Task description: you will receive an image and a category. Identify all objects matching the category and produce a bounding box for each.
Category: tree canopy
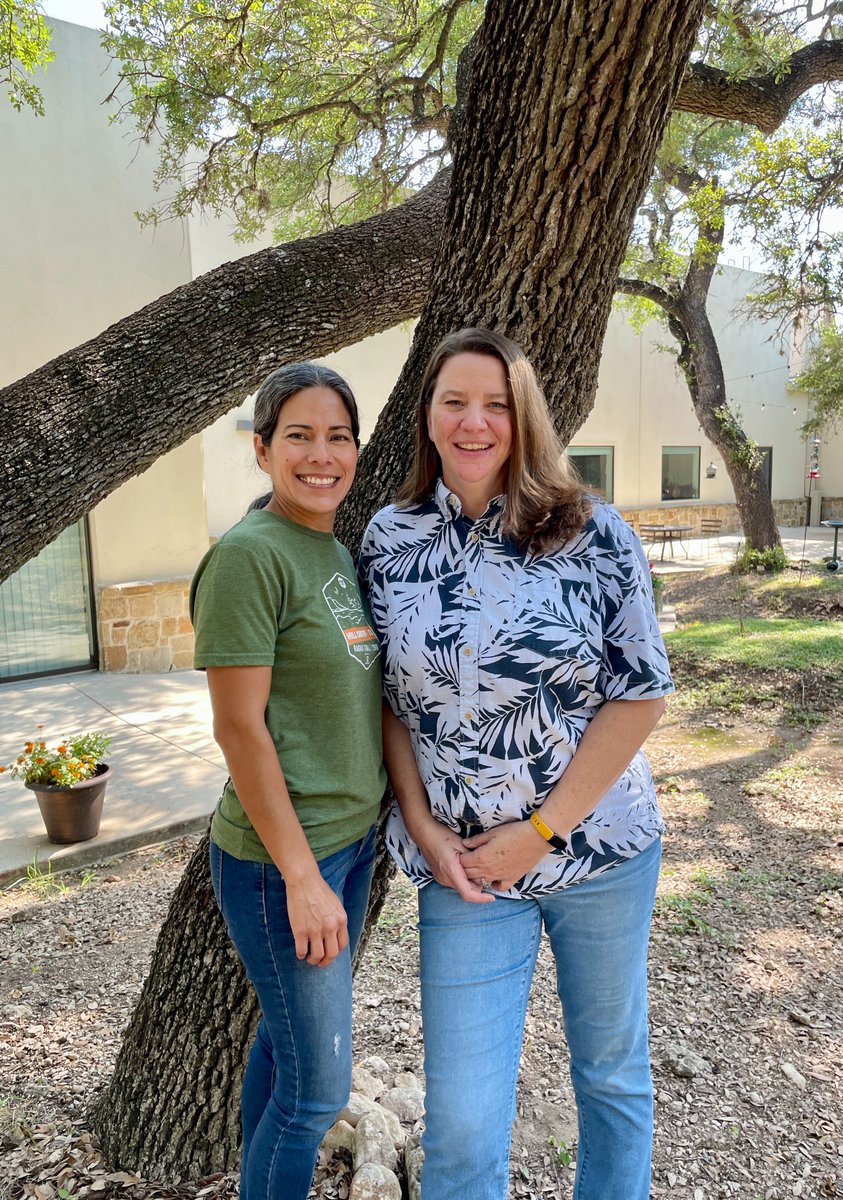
[791,320,843,434]
[1,0,53,113]
[4,0,843,582]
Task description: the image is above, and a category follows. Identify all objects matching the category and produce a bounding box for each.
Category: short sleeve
[190,542,282,668]
[594,512,674,701]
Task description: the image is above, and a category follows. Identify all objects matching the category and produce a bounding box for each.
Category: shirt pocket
[510,567,599,662]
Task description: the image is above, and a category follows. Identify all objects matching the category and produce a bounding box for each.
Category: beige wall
[1,19,208,588]
[88,437,209,586]
[576,267,814,509]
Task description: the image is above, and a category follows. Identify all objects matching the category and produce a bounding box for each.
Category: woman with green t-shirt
[190,363,385,1200]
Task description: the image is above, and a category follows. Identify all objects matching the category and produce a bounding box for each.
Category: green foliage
[2,730,113,787]
[790,322,843,436]
[732,544,790,573]
[102,0,481,238]
[665,618,843,673]
[1,0,54,114]
[548,1136,576,1168]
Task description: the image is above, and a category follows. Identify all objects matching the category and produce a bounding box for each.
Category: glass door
[0,519,97,680]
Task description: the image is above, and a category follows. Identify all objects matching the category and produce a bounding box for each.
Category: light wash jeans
[209,827,376,1200]
[418,837,661,1200]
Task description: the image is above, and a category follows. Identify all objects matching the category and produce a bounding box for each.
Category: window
[661,446,700,501]
[567,445,614,502]
[758,446,773,495]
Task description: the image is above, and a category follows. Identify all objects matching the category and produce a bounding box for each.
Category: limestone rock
[354,1110,398,1172]
[339,1093,403,1147]
[394,1070,422,1090]
[360,1055,391,1079]
[322,1119,355,1154]
[662,1043,707,1078]
[405,1131,424,1200]
[352,1064,384,1101]
[379,1085,425,1124]
[780,1061,807,1090]
[349,1162,402,1199]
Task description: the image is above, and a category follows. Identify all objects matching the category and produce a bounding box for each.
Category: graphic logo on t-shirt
[322,573,380,671]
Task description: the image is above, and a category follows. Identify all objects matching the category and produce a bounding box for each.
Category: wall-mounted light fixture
[706,462,717,479]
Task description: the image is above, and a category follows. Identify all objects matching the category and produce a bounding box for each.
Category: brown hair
[396,328,590,553]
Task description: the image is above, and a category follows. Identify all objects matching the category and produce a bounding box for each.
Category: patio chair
[699,517,723,556]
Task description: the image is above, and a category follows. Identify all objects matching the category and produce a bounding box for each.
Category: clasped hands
[419,817,552,903]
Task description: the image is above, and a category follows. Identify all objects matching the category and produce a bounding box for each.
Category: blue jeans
[418,837,661,1200]
[209,827,376,1200]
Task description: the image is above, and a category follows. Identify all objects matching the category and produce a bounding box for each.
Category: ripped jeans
[209,827,376,1200]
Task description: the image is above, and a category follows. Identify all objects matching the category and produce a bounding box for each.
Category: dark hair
[395,328,590,553]
[248,362,360,512]
[253,362,360,447]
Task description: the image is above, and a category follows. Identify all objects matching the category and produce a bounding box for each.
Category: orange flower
[0,766,6,774]
[57,744,68,754]
[39,741,46,750]
[25,743,34,753]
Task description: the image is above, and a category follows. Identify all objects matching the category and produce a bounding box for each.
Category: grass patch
[665,619,843,674]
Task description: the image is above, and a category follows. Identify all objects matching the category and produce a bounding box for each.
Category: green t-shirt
[190,509,386,863]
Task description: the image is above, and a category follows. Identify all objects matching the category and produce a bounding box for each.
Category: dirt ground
[1,567,841,1200]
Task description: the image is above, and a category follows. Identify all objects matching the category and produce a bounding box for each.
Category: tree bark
[675,41,843,134]
[91,0,707,1180]
[0,170,449,583]
[339,0,708,553]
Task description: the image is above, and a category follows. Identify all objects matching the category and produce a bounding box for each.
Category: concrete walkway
[0,525,837,887]
[0,671,225,886]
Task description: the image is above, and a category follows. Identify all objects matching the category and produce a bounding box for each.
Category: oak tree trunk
[92,0,706,1179]
[672,292,782,552]
[618,217,782,554]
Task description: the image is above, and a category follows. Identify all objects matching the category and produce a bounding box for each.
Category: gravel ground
[1,600,841,1200]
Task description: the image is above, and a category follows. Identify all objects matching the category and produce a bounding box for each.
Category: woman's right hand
[285,874,349,967]
[413,817,495,904]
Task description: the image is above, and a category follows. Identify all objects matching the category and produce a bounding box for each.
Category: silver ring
[480,876,491,890]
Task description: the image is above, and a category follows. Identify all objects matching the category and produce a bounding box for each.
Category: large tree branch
[676,39,843,132]
[0,169,449,583]
[616,276,682,318]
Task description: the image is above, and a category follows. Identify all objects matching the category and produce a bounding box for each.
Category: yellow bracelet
[529,811,569,851]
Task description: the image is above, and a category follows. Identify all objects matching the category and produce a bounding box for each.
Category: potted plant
[1,730,113,844]
[648,562,666,614]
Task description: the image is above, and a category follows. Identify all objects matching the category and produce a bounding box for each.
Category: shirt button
[448,494,458,507]
[464,775,474,786]
[465,710,474,722]
[469,532,480,542]
[467,587,476,597]
[463,647,472,657]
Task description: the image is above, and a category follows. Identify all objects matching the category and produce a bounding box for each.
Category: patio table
[639,523,693,562]
[821,519,843,566]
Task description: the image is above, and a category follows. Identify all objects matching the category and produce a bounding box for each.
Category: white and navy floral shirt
[359,480,674,897]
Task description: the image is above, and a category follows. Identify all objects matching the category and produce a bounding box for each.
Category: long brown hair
[396,328,590,554]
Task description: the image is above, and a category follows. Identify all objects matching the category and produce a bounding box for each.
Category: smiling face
[254,386,358,531]
[426,351,513,518]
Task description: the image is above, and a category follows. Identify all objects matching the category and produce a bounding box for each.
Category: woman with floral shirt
[359,328,673,1200]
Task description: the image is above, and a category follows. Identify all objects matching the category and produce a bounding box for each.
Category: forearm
[382,703,437,841]
[539,696,666,838]
[381,702,492,903]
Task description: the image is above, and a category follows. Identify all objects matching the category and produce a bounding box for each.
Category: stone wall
[618,498,808,534]
[820,496,843,520]
[98,579,194,673]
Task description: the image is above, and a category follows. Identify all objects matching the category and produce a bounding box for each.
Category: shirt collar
[434,477,506,526]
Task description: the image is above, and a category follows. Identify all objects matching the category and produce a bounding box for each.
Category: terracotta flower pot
[25,763,112,844]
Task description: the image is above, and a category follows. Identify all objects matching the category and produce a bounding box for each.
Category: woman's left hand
[460,821,550,893]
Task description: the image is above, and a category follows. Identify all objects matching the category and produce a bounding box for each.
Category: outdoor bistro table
[638,523,693,562]
[821,519,843,566]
